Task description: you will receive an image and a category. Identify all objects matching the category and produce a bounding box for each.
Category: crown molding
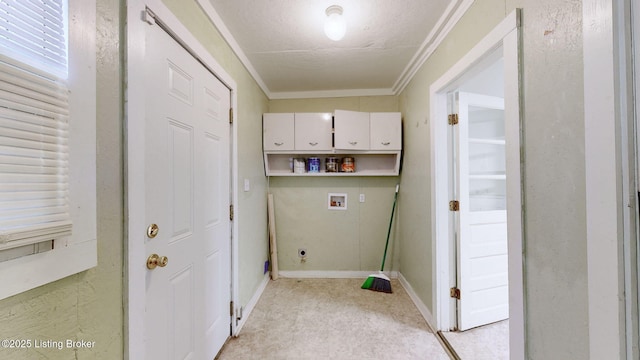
[392,0,475,95]
[269,87,395,100]
[195,0,272,98]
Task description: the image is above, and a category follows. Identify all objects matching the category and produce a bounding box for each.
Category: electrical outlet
[298,248,307,258]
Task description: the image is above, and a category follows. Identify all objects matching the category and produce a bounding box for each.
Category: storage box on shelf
[263,111,402,176]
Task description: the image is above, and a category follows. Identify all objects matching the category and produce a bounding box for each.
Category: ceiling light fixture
[324,5,346,41]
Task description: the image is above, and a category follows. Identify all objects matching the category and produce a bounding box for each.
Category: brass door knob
[147,254,169,269]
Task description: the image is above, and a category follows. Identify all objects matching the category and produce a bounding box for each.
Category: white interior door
[144,21,231,360]
[454,91,509,331]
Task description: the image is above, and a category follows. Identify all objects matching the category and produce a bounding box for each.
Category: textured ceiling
[205,0,461,98]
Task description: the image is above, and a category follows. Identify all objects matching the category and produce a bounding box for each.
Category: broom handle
[380,184,399,272]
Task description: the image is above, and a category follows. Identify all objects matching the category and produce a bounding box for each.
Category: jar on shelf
[325,157,340,173]
[341,157,355,173]
[293,158,306,174]
[308,157,321,173]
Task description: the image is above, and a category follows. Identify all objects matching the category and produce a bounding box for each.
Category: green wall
[519,0,588,357]
[0,1,125,359]
[398,0,591,358]
[269,96,399,113]
[398,0,519,322]
[268,97,401,273]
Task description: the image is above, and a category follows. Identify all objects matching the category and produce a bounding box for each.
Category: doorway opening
[429,10,524,359]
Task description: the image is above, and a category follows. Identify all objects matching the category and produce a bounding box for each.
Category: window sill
[0,239,97,300]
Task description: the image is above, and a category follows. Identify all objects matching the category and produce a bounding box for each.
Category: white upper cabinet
[370,112,402,150]
[294,112,333,151]
[263,113,294,151]
[262,111,402,176]
[334,109,370,150]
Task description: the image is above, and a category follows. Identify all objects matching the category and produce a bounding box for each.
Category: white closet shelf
[468,138,506,145]
[263,152,401,177]
[469,174,507,180]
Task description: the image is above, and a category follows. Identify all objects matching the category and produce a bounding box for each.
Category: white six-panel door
[144,21,231,360]
[454,92,509,331]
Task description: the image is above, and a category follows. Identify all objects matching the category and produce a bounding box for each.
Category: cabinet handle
[309,142,318,146]
[381,141,391,146]
[349,141,358,145]
[274,142,284,146]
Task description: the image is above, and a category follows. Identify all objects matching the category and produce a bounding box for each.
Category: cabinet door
[294,113,333,151]
[263,113,294,151]
[334,109,369,150]
[370,112,401,150]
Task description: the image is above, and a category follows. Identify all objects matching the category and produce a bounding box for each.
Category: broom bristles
[361,273,392,293]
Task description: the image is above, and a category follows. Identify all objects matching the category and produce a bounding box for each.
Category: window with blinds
[0,0,70,253]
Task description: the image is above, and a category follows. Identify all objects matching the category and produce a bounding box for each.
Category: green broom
[362,184,399,293]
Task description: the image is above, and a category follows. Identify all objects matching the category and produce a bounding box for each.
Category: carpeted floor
[441,320,509,360]
[216,278,451,360]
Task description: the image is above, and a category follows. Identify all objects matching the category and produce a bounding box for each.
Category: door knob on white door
[146,254,169,270]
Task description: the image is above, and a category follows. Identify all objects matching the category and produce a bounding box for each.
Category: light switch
[244,178,250,192]
[359,194,365,203]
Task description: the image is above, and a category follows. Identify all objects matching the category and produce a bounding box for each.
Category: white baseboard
[398,272,437,332]
[278,270,399,279]
[233,273,270,336]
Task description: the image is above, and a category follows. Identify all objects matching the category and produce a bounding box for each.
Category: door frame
[125,1,239,359]
[430,9,524,359]
[584,0,638,358]
[631,0,640,357]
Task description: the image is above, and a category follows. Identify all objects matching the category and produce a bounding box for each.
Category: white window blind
[0,0,70,251]
[0,0,67,79]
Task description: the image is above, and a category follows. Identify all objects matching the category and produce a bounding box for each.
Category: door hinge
[230,301,234,316]
[229,204,234,221]
[450,287,461,299]
[143,8,156,25]
[448,113,459,125]
[229,108,234,124]
[449,200,460,211]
